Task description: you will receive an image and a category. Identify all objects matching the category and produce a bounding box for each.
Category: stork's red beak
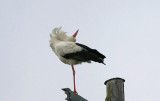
[73,29,79,37]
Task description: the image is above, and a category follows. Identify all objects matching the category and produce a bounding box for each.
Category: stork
[50,27,106,93]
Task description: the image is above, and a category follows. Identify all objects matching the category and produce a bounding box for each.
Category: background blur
[0,0,160,101]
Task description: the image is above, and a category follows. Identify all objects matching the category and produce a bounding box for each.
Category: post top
[104,77,125,85]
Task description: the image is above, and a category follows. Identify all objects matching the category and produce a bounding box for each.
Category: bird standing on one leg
[49,27,106,93]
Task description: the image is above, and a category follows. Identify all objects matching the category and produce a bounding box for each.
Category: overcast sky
[0,0,160,101]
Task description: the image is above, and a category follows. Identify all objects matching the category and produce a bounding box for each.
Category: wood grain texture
[105,78,125,101]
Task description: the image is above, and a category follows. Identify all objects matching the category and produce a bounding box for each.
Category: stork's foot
[73,90,78,94]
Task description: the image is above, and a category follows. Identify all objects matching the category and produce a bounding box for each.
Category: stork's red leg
[71,65,77,93]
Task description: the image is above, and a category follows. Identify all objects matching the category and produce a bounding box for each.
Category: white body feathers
[50,27,83,65]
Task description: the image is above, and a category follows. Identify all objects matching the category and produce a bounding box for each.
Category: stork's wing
[55,42,83,56]
[76,43,106,59]
[62,43,106,64]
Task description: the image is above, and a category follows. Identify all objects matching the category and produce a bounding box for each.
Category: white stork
[50,27,106,93]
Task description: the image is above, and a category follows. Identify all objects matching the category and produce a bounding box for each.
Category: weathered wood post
[104,78,125,101]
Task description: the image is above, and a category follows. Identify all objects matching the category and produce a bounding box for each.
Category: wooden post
[104,78,125,101]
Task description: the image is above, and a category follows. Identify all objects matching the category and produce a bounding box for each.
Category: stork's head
[51,27,79,42]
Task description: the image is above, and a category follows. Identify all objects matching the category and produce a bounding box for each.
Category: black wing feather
[62,43,106,65]
[76,43,106,59]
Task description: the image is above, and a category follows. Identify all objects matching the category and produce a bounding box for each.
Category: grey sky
[0,0,160,101]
